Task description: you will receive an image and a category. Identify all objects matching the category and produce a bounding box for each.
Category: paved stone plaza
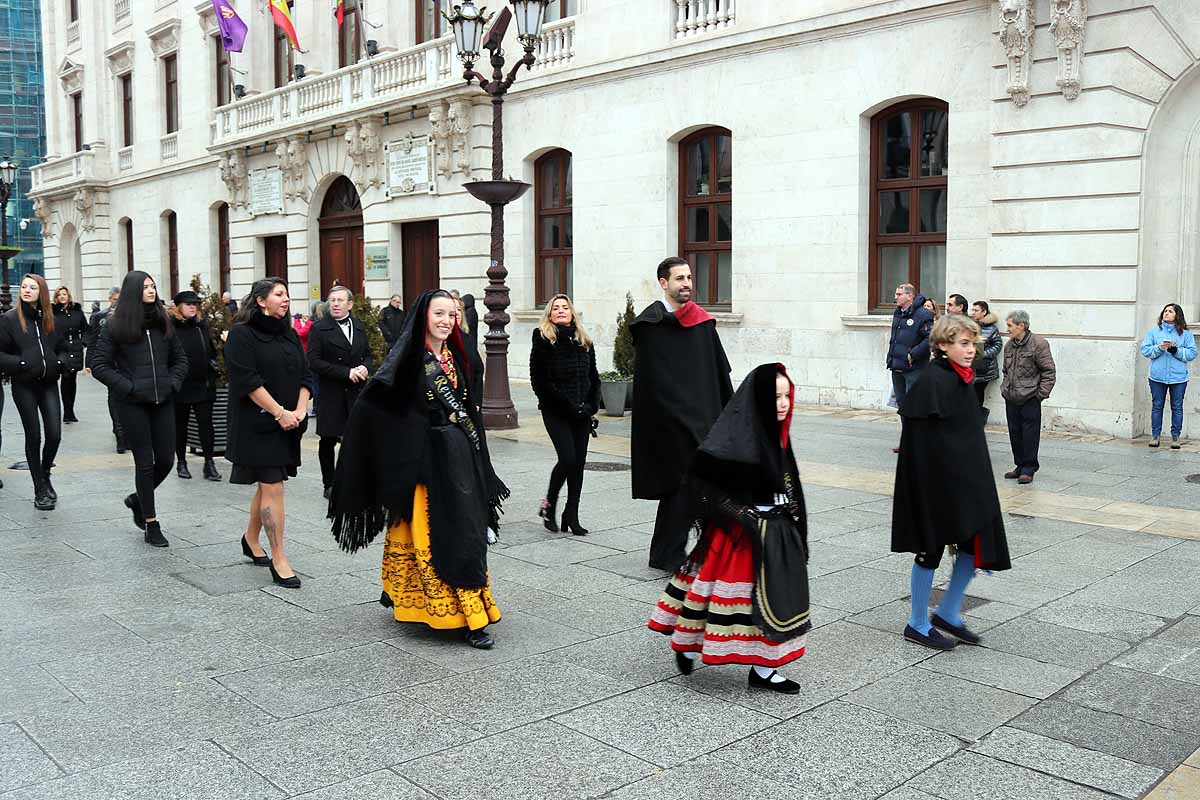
[2,376,1200,799]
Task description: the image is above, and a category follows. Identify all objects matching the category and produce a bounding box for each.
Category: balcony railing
[160,134,178,162]
[674,0,736,39]
[532,18,575,72]
[114,0,131,27]
[30,149,111,194]
[118,146,133,171]
[66,21,81,50]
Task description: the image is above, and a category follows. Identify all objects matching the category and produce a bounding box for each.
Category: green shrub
[612,292,636,378]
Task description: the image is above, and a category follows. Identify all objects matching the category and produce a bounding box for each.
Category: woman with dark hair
[330,289,509,649]
[0,274,68,509]
[1140,303,1197,449]
[225,277,313,587]
[91,271,187,545]
[52,286,89,424]
[969,300,1002,413]
[170,291,221,481]
[530,294,600,534]
[649,363,811,694]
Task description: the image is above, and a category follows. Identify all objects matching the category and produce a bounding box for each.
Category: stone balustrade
[30,148,110,194]
[160,133,178,162]
[114,0,130,27]
[532,18,575,71]
[66,20,80,50]
[118,146,133,172]
[674,0,736,39]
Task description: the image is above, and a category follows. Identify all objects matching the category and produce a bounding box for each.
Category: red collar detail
[950,360,975,384]
[674,301,714,328]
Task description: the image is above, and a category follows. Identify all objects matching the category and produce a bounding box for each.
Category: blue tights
[908,551,976,634]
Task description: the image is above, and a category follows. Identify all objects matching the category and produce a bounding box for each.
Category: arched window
[535,148,572,305]
[164,211,179,296]
[679,126,732,309]
[217,203,231,295]
[869,99,948,310]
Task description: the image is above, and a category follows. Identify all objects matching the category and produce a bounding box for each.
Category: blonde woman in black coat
[530,294,600,535]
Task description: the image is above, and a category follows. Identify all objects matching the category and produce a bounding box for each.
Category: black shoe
[124,493,146,531]
[903,624,957,651]
[115,435,127,454]
[177,460,192,479]
[561,512,589,536]
[33,481,55,511]
[63,413,78,424]
[44,475,57,503]
[931,613,982,645]
[674,650,695,675]
[240,535,271,566]
[203,459,222,482]
[748,668,800,695]
[143,521,169,548]
[539,498,559,533]
[379,590,394,608]
[323,485,332,500]
[465,628,494,649]
[269,563,301,589]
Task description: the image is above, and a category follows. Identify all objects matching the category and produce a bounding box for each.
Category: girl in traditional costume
[328,290,508,649]
[893,314,1011,650]
[649,363,810,694]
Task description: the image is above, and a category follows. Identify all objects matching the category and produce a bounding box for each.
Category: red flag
[334,0,344,26]
[269,0,301,51]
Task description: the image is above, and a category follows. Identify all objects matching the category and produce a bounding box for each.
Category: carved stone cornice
[57,58,83,93]
[105,41,136,76]
[195,0,219,38]
[997,0,1035,108]
[146,19,181,58]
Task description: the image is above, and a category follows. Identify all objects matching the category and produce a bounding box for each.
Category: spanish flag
[269,0,301,51]
[333,0,344,26]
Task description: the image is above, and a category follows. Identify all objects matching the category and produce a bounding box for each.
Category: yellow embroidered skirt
[381,484,501,631]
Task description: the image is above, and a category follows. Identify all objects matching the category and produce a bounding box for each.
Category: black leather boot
[539,497,559,533]
[144,520,169,548]
[32,476,55,511]
[202,459,222,482]
[561,506,589,536]
[44,471,57,503]
[176,459,192,479]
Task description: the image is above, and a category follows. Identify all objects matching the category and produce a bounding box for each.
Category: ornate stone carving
[345,118,383,192]
[219,150,248,208]
[146,19,181,58]
[57,58,83,93]
[73,188,95,233]
[449,99,472,175]
[429,102,452,177]
[32,197,53,240]
[195,0,219,39]
[105,42,135,76]
[1050,0,1087,100]
[276,136,309,201]
[998,0,1035,107]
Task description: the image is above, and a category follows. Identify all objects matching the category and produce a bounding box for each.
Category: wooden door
[317,228,364,299]
[401,220,440,309]
[264,235,288,278]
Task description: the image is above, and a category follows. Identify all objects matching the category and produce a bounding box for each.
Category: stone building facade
[29,0,1200,437]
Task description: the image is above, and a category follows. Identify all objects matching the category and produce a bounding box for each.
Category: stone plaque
[386,133,433,196]
[364,245,389,280]
[249,167,284,215]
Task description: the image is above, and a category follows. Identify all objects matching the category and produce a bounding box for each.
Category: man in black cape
[632,256,733,570]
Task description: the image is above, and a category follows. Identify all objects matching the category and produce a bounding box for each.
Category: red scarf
[950,360,974,384]
[674,301,714,328]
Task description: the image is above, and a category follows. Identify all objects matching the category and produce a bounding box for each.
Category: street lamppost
[446,0,550,430]
[0,158,18,314]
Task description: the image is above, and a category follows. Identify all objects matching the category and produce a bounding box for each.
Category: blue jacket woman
[1139,303,1196,447]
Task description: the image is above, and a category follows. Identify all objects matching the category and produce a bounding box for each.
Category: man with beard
[632,257,733,570]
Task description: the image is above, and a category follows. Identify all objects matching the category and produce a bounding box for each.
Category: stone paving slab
[0,722,62,793]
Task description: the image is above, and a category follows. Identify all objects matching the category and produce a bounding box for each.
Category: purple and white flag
[212,0,248,53]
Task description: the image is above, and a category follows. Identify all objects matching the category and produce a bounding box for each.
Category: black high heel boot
[561,509,589,536]
[176,459,192,479]
[203,459,222,482]
[539,498,559,533]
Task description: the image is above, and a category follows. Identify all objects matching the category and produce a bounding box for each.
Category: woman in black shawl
[649,363,810,694]
[329,290,508,649]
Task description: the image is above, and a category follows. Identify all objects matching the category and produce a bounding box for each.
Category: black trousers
[973,381,988,406]
[118,401,175,519]
[60,369,78,418]
[107,388,125,440]
[541,410,591,517]
[174,400,215,461]
[11,381,61,480]
[319,436,341,488]
[1005,398,1042,476]
[649,482,694,571]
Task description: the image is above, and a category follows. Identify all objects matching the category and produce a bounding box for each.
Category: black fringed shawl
[327,290,509,589]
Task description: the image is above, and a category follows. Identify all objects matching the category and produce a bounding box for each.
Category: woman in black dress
[52,286,89,424]
[530,294,600,534]
[169,291,221,481]
[224,277,313,588]
[90,271,188,545]
[0,273,68,509]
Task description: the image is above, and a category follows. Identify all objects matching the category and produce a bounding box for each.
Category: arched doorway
[318,176,364,298]
[59,224,81,297]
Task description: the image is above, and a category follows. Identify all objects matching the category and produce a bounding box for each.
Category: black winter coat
[84,305,114,369]
[379,305,406,347]
[173,317,218,404]
[974,312,1003,384]
[0,306,68,385]
[53,302,90,373]
[886,297,934,372]
[529,326,600,419]
[90,323,188,406]
[891,357,1010,570]
[224,314,314,468]
[308,314,373,438]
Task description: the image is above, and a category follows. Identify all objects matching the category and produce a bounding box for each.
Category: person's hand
[350,365,369,383]
[1161,340,1173,351]
[276,409,300,430]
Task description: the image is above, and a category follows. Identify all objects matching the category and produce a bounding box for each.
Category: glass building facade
[0,0,44,275]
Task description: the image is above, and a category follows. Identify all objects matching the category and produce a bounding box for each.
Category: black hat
[173,290,202,306]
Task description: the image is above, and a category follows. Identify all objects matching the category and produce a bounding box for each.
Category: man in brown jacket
[1001,309,1056,484]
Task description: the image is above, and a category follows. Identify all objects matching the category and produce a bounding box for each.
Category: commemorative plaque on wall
[385,133,434,197]
[249,167,284,215]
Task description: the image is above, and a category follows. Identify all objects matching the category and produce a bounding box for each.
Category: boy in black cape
[631,257,733,570]
[893,314,1011,650]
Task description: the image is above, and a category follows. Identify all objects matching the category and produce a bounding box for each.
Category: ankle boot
[32,476,55,511]
[144,520,169,548]
[539,497,559,533]
[202,459,222,482]
[176,459,192,479]
[561,508,589,536]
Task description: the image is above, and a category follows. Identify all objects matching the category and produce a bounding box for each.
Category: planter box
[188,385,229,456]
[600,380,629,418]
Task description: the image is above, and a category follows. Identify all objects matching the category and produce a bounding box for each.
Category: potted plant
[186,276,233,456]
[600,292,636,417]
[349,293,389,366]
